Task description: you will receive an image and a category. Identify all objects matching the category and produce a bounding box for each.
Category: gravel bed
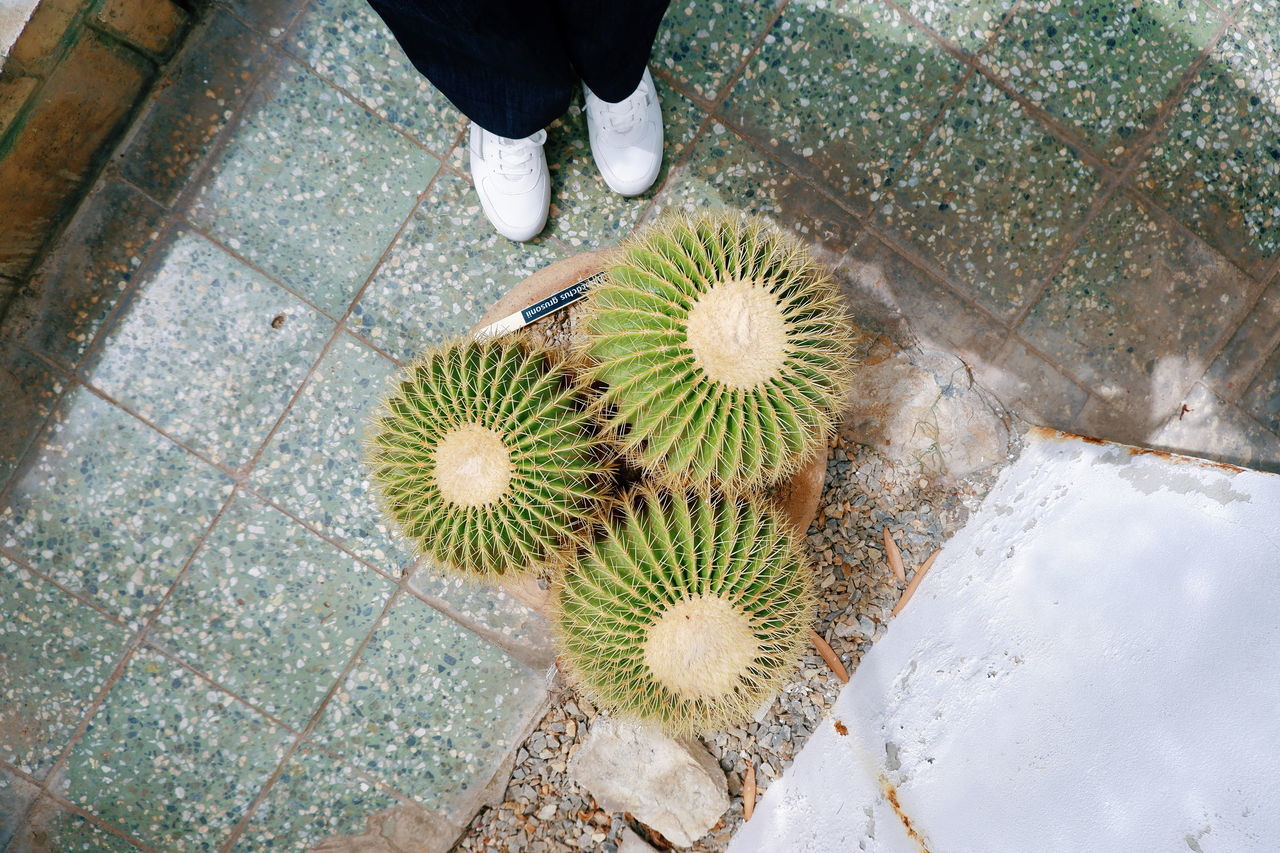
[451,408,1004,852]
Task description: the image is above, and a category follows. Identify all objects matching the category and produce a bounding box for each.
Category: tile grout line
[632,0,795,229]
[13,485,242,844]
[2,754,165,853]
[0,543,133,631]
[217,581,412,851]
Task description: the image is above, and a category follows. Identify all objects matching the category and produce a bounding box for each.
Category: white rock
[570,716,728,847]
[617,827,659,853]
[844,347,1010,480]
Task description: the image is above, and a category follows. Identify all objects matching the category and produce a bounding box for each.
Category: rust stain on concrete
[879,775,932,853]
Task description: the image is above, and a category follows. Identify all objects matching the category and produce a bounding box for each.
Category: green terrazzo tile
[63,646,292,851]
[350,171,564,361]
[0,344,64,490]
[120,13,271,206]
[724,0,966,207]
[654,0,783,101]
[877,74,1104,317]
[0,559,130,775]
[235,745,443,850]
[544,78,704,248]
[84,231,333,470]
[309,595,546,810]
[249,334,413,573]
[1235,1,1280,64]
[986,0,1219,162]
[287,0,466,153]
[0,387,234,625]
[3,181,166,367]
[221,0,307,40]
[6,797,142,852]
[407,567,554,666]
[898,0,1017,53]
[187,60,440,315]
[1,765,40,846]
[1240,346,1280,436]
[1021,194,1252,400]
[150,494,394,729]
[1134,25,1280,274]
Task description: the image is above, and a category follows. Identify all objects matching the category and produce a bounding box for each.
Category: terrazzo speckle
[877,73,1105,317]
[898,0,1017,53]
[1134,22,1280,274]
[350,170,565,361]
[0,387,234,625]
[309,594,547,813]
[5,796,143,853]
[653,0,784,102]
[407,568,555,667]
[188,60,440,315]
[5,181,167,368]
[723,0,967,208]
[149,494,395,729]
[1020,194,1254,404]
[83,230,333,470]
[543,78,704,248]
[984,0,1219,162]
[286,0,466,154]
[249,333,413,573]
[62,646,292,851]
[1147,382,1280,473]
[234,745,420,851]
[0,559,130,775]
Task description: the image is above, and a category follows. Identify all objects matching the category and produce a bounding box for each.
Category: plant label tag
[474,272,605,339]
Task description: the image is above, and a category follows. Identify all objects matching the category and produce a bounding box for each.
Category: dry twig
[891,549,941,617]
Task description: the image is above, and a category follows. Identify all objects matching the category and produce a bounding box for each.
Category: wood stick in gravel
[743,764,757,821]
[883,526,906,583]
[891,549,941,618]
[808,628,849,683]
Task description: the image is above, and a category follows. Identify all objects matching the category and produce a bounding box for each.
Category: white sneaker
[584,68,664,197]
[469,124,550,242]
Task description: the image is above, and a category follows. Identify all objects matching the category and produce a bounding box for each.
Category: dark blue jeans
[365,0,672,138]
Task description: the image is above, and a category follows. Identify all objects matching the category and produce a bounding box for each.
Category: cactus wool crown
[579,212,857,491]
[367,337,611,579]
[554,487,815,734]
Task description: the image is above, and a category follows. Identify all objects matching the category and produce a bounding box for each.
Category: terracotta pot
[473,252,828,612]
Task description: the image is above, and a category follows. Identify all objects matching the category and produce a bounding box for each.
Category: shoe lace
[491,130,545,178]
[598,85,651,135]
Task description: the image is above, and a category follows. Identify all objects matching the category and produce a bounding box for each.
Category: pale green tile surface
[6,797,143,852]
[653,0,783,101]
[877,74,1105,316]
[150,494,395,728]
[350,170,565,361]
[0,560,131,775]
[249,334,413,572]
[309,595,545,809]
[986,0,1219,161]
[724,0,967,206]
[234,745,404,850]
[287,0,466,153]
[63,647,292,851]
[1134,23,1280,273]
[85,231,333,470]
[899,0,1017,52]
[188,60,440,315]
[0,387,234,625]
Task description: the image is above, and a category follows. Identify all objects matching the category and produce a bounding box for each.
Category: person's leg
[550,0,671,102]
[366,0,573,138]
[365,0,568,240]
[552,0,671,196]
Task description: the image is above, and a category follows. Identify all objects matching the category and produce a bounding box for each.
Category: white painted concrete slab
[731,429,1280,853]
